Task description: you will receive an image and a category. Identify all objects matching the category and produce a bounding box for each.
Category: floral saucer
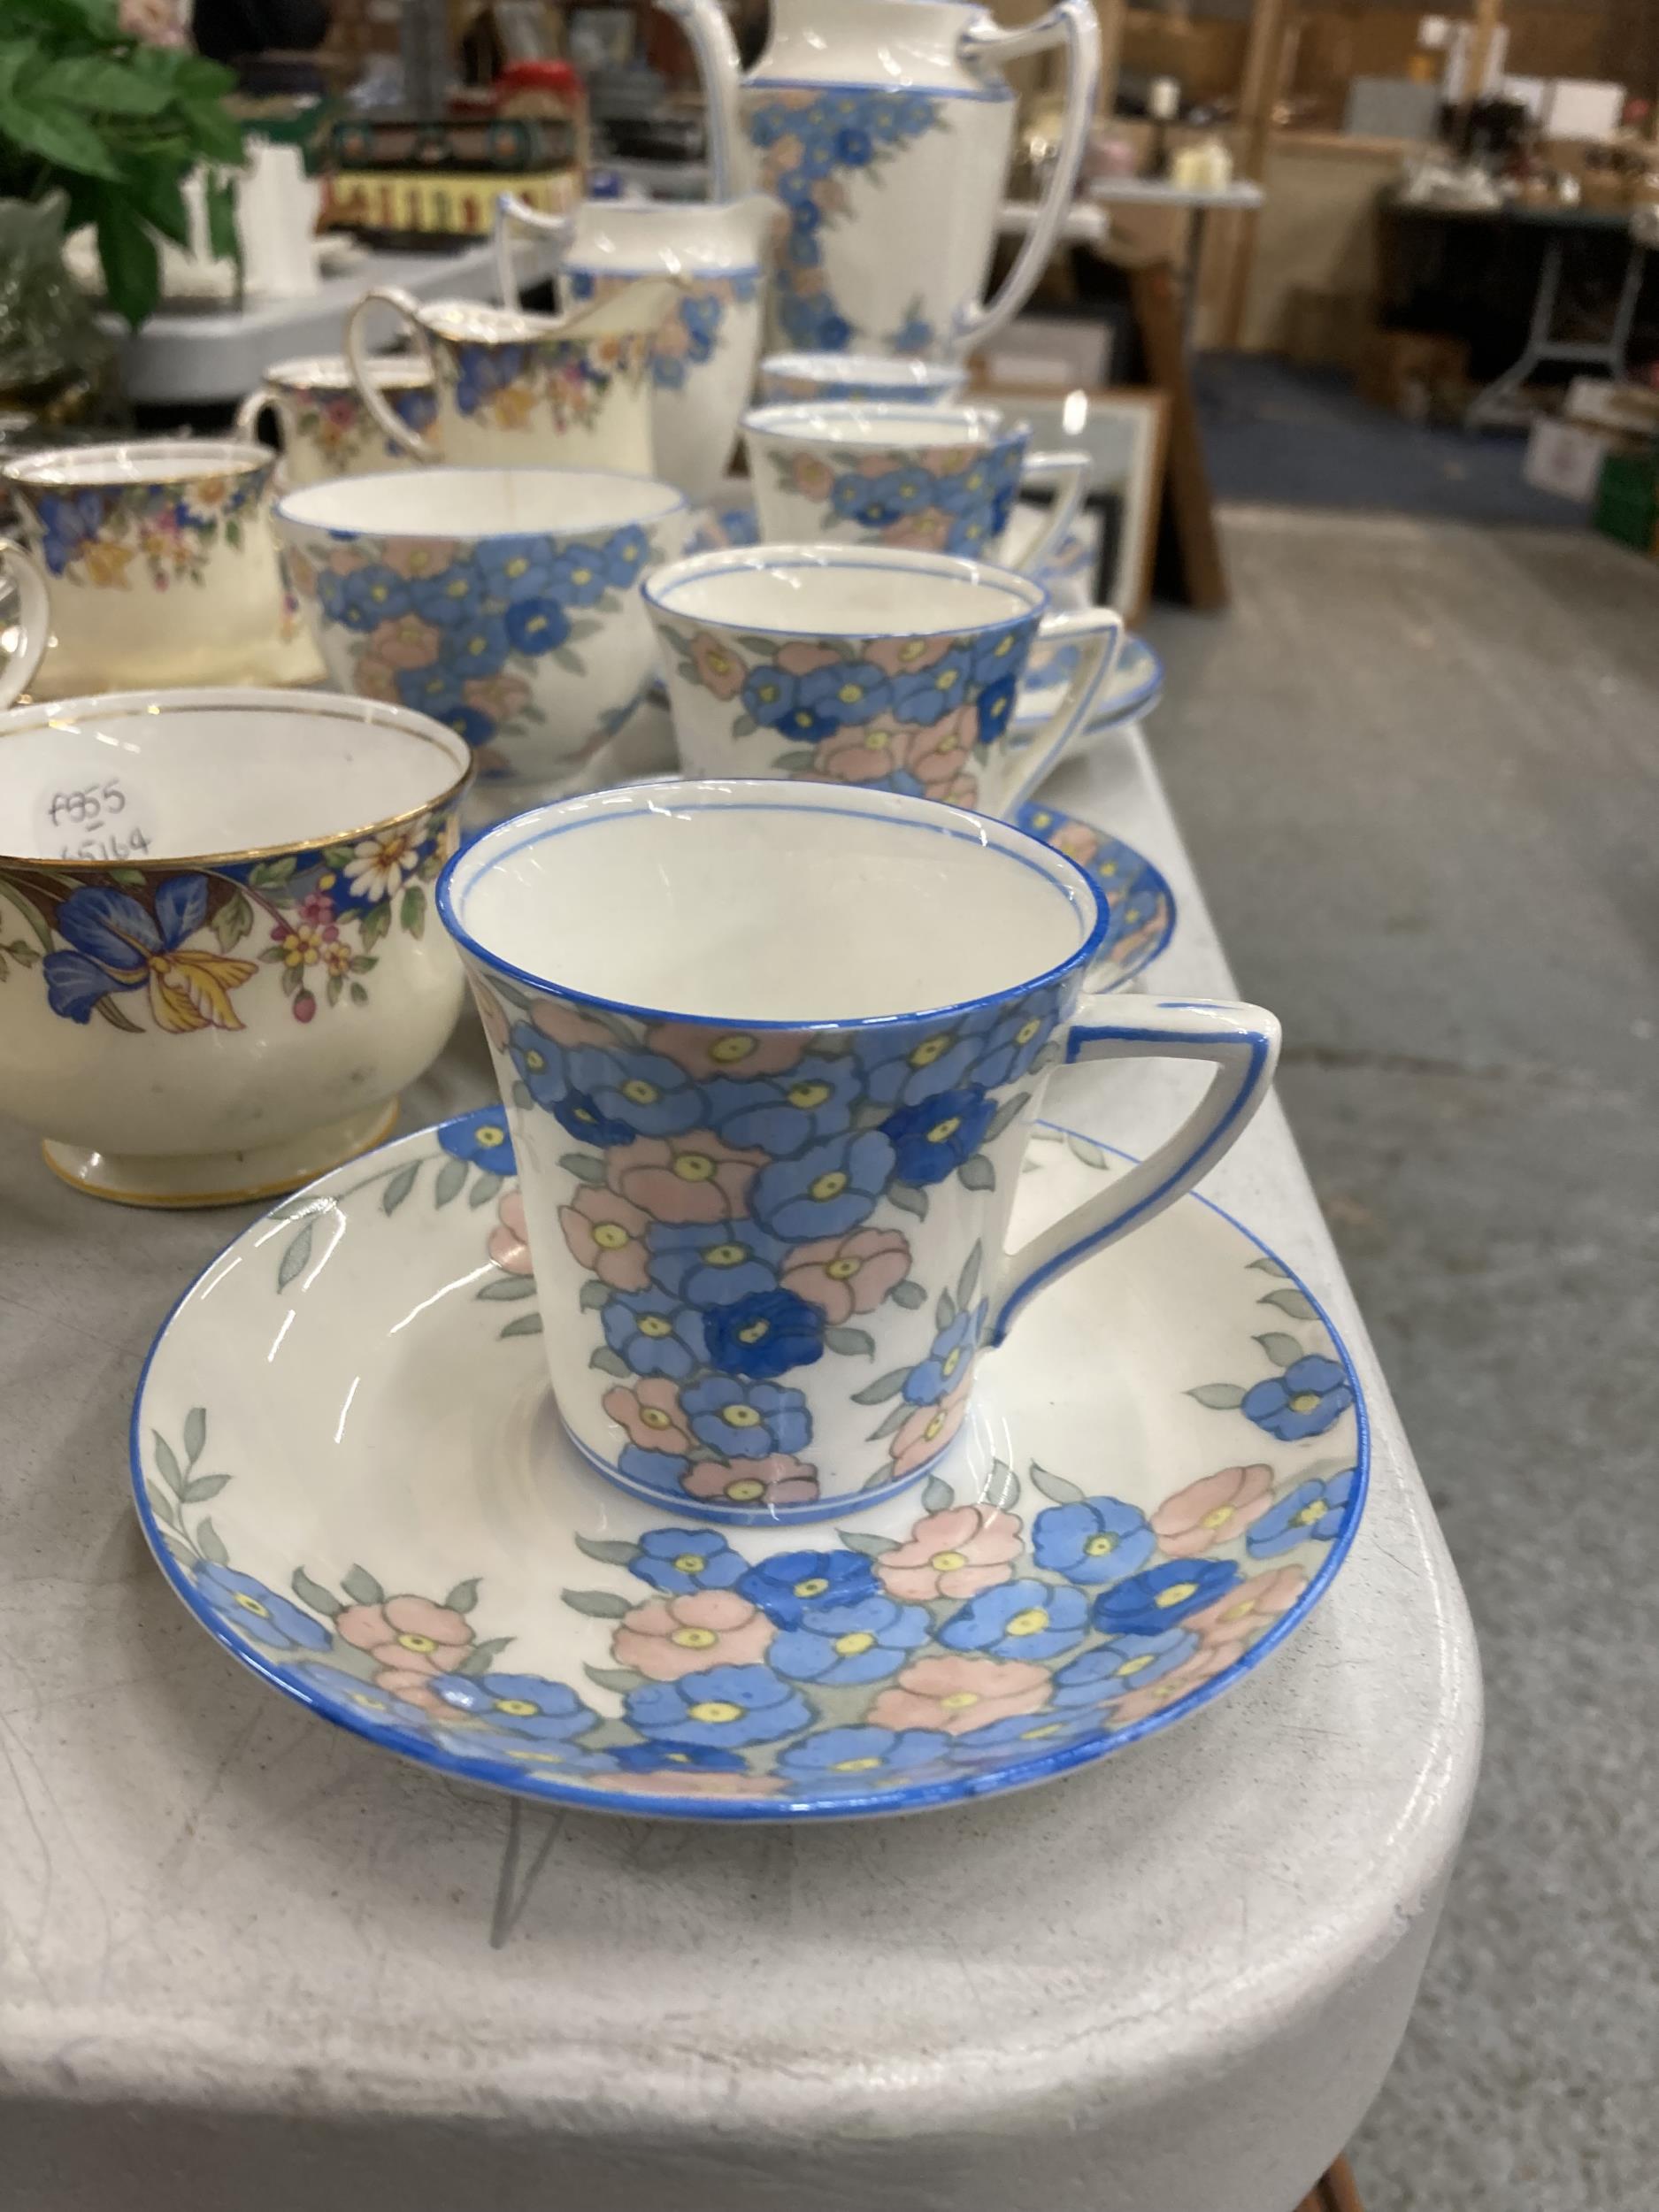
[1017,802,1174,991]
[1019,630,1164,735]
[132,1110,1367,1822]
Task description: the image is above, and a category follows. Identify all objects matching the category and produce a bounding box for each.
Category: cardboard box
[1525,416,1623,503]
[1563,376,1659,438]
[1355,328,1469,421]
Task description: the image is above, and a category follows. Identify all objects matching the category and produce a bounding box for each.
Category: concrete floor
[1143,508,1659,2212]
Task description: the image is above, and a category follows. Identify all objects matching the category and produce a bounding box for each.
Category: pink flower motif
[488,1189,533,1276]
[656,314,691,360]
[1185,1565,1308,1646]
[560,1182,652,1289]
[865,634,952,678]
[781,1226,910,1324]
[813,719,910,786]
[854,453,895,479]
[337,1594,472,1677]
[645,1022,804,1083]
[887,1373,975,1481]
[296,888,336,928]
[875,1501,1021,1602]
[910,708,981,806]
[881,513,952,552]
[588,1768,782,1800]
[613,1589,775,1680]
[1049,819,1101,867]
[603,1376,693,1455]
[689,631,748,700]
[870,1654,1051,1737]
[775,641,842,676]
[472,983,511,1051]
[373,1665,453,1715]
[682,1454,820,1509]
[790,454,834,502]
[350,654,400,704]
[367,612,442,671]
[381,539,461,580]
[532,998,616,1049]
[607,1130,764,1224]
[1111,1642,1236,1727]
[464,672,533,721]
[326,545,370,576]
[284,547,317,598]
[1152,1464,1276,1558]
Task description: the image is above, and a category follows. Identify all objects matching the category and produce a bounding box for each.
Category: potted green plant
[0,0,246,333]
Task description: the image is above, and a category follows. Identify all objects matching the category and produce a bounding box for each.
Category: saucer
[1012,801,1174,990]
[132,1110,1367,1823]
[1017,631,1164,739]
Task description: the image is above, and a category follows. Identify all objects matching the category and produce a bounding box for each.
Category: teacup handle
[996,605,1122,812]
[987,996,1282,1345]
[345,286,440,461]
[233,383,277,449]
[1005,450,1088,573]
[0,537,51,710]
[493,189,573,312]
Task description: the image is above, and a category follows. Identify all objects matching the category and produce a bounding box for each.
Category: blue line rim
[127,1113,1371,1826]
[273,465,688,539]
[641,541,1050,638]
[567,1425,940,1526]
[744,73,1014,102]
[566,260,763,280]
[435,778,1109,1034]
[742,399,1012,446]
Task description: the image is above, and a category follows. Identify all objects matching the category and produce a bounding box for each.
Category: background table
[0,717,1480,2212]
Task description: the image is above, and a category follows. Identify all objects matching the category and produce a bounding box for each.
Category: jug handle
[654,0,744,204]
[345,287,442,462]
[955,0,1102,353]
[494,190,574,312]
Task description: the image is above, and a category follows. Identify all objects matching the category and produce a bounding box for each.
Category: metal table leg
[1467,232,1647,429]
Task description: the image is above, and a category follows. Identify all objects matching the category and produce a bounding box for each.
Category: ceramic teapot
[494,191,780,502]
[660,0,1100,362]
[343,277,683,475]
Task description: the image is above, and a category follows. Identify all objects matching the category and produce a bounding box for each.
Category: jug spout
[655,0,743,200]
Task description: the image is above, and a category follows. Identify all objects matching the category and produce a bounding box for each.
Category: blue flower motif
[740,663,799,729]
[448,611,511,680]
[1242,1356,1354,1441]
[736,1548,878,1627]
[329,563,411,632]
[548,543,611,608]
[969,993,1060,1091]
[618,1442,691,1494]
[504,597,572,656]
[296,1662,429,1722]
[795,658,893,727]
[771,1594,929,1686]
[1051,1632,1201,1707]
[902,1300,987,1405]
[708,1052,860,1156]
[192,1561,330,1654]
[833,123,874,165]
[1247,1468,1356,1557]
[624,1663,812,1748]
[631,1529,746,1594]
[438,1110,515,1175]
[406,564,483,626]
[703,1287,826,1379]
[507,1019,568,1110]
[552,1089,637,1148]
[42,876,218,1025]
[565,1042,708,1139]
[433,1672,597,1742]
[880,1086,995,1186]
[681,1374,810,1459]
[830,471,910,530]
[775,1724,949,1788]
[938,1577,1089,1663]
[37,488,106,574]
[857,1019,980,1109]
[1093,1558,1240,1638]
[394,661,467,718]
[610,1739,748,1775]
[974,672,1021,747]
[1030,1497,1156,1586]
[890,650,972,725]
[646,1219,786,1308]
[943,1709,1100,1757]
[433,1725,618,1776]
[749,1128,895,1240]
[603,1288,707,1379]
[476,539,556,603]
[602,525,651,586]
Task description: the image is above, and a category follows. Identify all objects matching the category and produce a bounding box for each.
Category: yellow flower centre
[467,634,489,656]
[571,566,593,586]
[809,1170,848,1202]
[832,1755,883,1771]
[687,1699,743,1724]
[232,1593,269,1617]
[641,1407,672,1430]
[833,1631,876,1655]
[924,1412,947,1441]
[671,1626,718,1649]
[524,1048,545,1071]
[737,1318,771,1346]
[725,1478,766,1502]
[638,1315,673,1339]
[672,1554,705,1574]
[1118,1653,1155,1677]
[495,1697,539,1716]
[446,577,468,597]
[941,1347,964,1379]
[926,1116,962,1146]
[1084,1532,1118,1557]
[910,1033,951,1067]
[1004,1608,1048,1638]
[787,1080,831,1110]
[723,1404,762,1428]
[475,1125,504,1148]
[930,1548,967,1571]
[396,1632,437,1653]
[505,556,528,577]
[864,729,892,750]
[593,1222,630,1249]
[621,1079,659,1105]
[826,1256,860,1280]
[1202,1506,1233,1530]
[1155,1581,1199,1609]
[1220,1598,1255,1623]
[940,1690,979,1710]
[1016,1018,1040,1044]
[673,1152,716,1181]
[1022,1722,1064,1740]
[794,1576,830,1599]
[705,1242,745,1266]
[710,1033,755,1064]
[1294,1501,1327,1527]
[1289,1391,1322,1413]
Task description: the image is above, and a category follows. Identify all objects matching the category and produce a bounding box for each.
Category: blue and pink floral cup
[438,778,1279,1525]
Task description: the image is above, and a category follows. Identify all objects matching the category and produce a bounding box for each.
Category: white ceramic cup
[273,467,689,822]
[0,440,306,704]
[0,689,472,1206]
[756,352,968,406]
[234,354,439,487]
[742,400,1087,574]
[437,777,1279,1525]
[644,541,1121,820]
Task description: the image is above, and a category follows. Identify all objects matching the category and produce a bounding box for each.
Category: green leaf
[35,55,173,113]
[562,1587,629,1618]
[0,879,53,956]
[772,748,819,771]
[511,1079,533,1109]
[559,1152,607,1186]
[211,889,253,954]
[145,1480,180,1532]
[249,854,297,887]
[469,1171,504,1209]
[957,1154,995,1192]
[1065,1133,1111,1170]
[349,981,369,1007]
[985,1090,1030,1143]
[837,1528,898,1556]
[204,165,240,271]
[867,1402,910,1440]
[578,1279,611,1311]
[1188,1382,1247,1410]
[442,1578,480,1613]
[888,1279,926,1309]
[588,1346,629,1376]
[195,1517,228,1567]
[1255,1332,1304,1371]
[732,714,757,737]
[935,1287,956,1331]
[850,1366,910,1406]
[887,1180,928,1219]
[1259,1285,1317,1324]
[498,1312,543,1338]
[478,1274,536,1302]
[181,1472,230,1502]
[586,1662,645,1694]
[433,1154,469,1209]
[340,1564,385,1606]
[956,1242,983,1310]
[1029,1463,1085,1506]
[824,1325,873,1357]
[0,91,123,180]
[399,882,426,940]
[181,96,244,168]
[182,1405,206,1467]
[290,1568,342,1617]
[152,1431,185,1496]
[381,1164,419,1215]
[117,162,191,248]
[361,900,392,951]
[982,1458,1020,1513]
[94,194,161,327]
[922,1474,952,1513]
[567,1544,640,1583]
[1248,1255,1291,1279]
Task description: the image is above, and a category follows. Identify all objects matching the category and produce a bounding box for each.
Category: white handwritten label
[35,772,159,864]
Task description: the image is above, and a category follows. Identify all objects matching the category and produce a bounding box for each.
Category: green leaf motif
[956,1242,983,1310]
[382,1164,419,1215]
[145,1480,180,1532]
[478,1274,536,1302]
[888,1279,926,1309]
[181,1472,230,1502]
[512,1079,533,1109]
[457,1635,512,1677]
[824,1325,874,1357]
[559,1152,607,1187]
[837,1528,898,1557]
[1259,1285,1317,1324]
[361,900,393,951]
[579,1280,611,1311]
[866,1402,910,1440]
[434,1155,469,1208]
[562,1587,629,1619]
[277,1220,312,1289]
[1065,1133,1111,1170]
[982,1459,1020,1513]
[887,1180,928,1219]
[209,889,252,953]
[469,1171,504,1209]
[291,1567,342,1617]
[341,1564,386,1606]
[1029,1463,1085,1507]
[957,1153,995,1193]
[349,981,369,1007]
[1255,1332,1304,1371]
[935,1287,956,1331]
[152,1431,184,1496]
[985,1091,1030,1143]
[922,1474,953,1513]
[182,1404,206,1466]
[399,883,426,939]
[499,1312,544,1338]
[1248,1255,1291,1279]
[850,1367,910,1406]
[585,1663,645,1694]
[589,1346,630,1377]
[574,1533,640,1566]
[442,1578,480,1613]
[195,1517,229,1567]
[1188,1382,1247,1410]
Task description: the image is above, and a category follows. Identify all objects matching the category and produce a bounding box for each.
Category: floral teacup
[0,440,311,704]
[0,688,471,1205]
[644,542,1122,821]
[274,466,688,821]
[234,354,439,487]
[742,401,1087,576]
[438,776,1279,1523]
[756,352,967,406]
